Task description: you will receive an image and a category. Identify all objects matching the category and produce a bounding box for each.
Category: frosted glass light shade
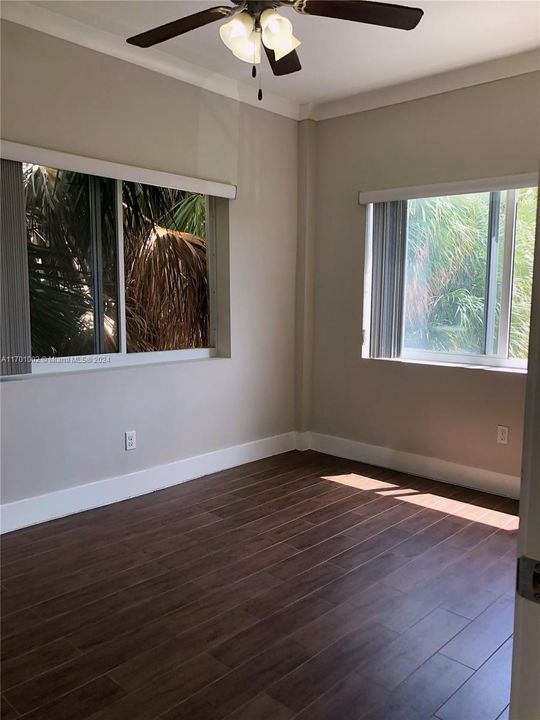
[260,9,301,60]
[231,31,261,64]
[260,9,291,47]
[219,11,254,51]
[273,34,301,60]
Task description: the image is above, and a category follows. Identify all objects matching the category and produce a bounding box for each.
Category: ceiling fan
[127,1,424,93]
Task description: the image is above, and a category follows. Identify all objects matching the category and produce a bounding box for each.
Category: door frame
[509,178,540,720]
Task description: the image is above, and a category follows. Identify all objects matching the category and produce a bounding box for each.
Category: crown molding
[0,2,301,121]
[302,48,540,121]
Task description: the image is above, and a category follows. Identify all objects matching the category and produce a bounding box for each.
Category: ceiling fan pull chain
[258,65,263,101]
[252,65,257,78]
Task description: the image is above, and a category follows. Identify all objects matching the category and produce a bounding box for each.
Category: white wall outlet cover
[125,430,137,451]
[497,425,509,445]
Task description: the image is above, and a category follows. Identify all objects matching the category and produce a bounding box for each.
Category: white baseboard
[0,432,297,534]
[1,429,519,533]
[300,431,520,499]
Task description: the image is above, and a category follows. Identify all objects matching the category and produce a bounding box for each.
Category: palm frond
[122,181,209,352]
[124,226,208,351]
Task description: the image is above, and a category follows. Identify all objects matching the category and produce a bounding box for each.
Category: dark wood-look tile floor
[0,451,519,720]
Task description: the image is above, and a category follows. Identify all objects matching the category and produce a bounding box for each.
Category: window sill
[366,356,527,374]
[1,348,218,381]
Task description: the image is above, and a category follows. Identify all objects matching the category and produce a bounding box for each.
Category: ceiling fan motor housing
[232,0,286,20]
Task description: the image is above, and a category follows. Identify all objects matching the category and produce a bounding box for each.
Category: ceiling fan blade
[264,45,302,76]
[127,6,233,48]
[294,0,423,30]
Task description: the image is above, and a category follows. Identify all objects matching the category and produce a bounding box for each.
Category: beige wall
[1,19,538,507]
[310,72,540,478]
[0,22,298,504]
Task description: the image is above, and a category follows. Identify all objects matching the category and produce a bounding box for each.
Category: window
[25,165,214,360]
[366,185,537,369]
[0,144,233,377]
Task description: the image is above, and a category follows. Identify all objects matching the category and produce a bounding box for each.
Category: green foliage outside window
[24,164,209,357]
[510,188,537,359]
[403,188,537,360]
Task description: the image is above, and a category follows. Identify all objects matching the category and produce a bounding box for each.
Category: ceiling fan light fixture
[260,9,289,35]
[127,0,424,81]
[231,29,262,64]
[219,10,254,51]
[260,8,301,60]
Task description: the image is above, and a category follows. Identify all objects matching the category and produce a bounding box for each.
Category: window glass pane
[24,164,118,357]
[122,182,209,352]
[509,187,537,359]
[403,193,491,354]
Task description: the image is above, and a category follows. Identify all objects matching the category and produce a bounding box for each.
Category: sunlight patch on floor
[376,488,420,497]
[321,474,399,491]
[398,493,518,529]
[321,472,518,530]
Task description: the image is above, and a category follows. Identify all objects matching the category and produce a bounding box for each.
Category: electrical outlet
[125,430,136,451]
[497,425,509,445]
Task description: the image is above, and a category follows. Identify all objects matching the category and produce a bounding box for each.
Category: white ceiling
[4,0,540,117]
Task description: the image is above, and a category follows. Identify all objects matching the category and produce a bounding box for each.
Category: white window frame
[360,173,538,372]
[1,141,236,377]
